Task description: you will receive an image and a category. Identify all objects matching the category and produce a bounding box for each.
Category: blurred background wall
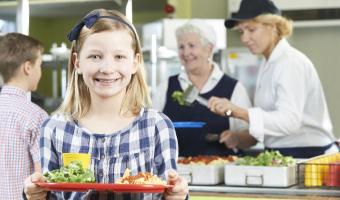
[0,0,339,138]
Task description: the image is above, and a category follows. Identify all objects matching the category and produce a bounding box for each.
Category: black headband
[67,11,135,41]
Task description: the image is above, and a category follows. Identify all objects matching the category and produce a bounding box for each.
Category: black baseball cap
[225,0,281,29]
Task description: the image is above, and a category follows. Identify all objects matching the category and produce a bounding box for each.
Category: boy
[0,33,48,199]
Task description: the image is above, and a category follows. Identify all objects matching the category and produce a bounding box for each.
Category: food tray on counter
[297,153,340,188]
[224,151,298,187]
[178,163,225,185]
[177,156,237,185]
[224,163,297,187]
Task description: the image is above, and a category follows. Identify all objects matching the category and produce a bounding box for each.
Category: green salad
[43,160,95,183]
[171,90,186,106]
[236,151,296,167]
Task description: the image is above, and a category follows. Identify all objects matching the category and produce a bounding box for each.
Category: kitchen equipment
[183,85,232,116]
[183,85,208,107]
[225,163,297,187]
[205,133,220,142]
[177,156,237,185]
[178,164,225,185]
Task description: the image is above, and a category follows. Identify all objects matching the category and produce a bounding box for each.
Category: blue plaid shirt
[40,108,178,200]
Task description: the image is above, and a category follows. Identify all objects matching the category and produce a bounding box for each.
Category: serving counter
[181,153,340,199]
[189,185,340,199]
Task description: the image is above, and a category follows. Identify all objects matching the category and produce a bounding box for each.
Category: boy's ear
[72,52,82,74]
[22,61,33,76]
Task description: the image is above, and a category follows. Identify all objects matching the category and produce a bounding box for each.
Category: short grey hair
[175,19,216,51]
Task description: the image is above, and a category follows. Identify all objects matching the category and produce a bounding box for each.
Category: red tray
[36,182,173,193]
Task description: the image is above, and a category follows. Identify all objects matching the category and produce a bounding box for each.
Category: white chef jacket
[248,39,336,148]
[153,63,252,131]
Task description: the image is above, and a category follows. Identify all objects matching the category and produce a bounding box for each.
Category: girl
[24,9,188,199]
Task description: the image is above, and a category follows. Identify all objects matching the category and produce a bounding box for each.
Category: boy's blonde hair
[253,14,293,38]
[56,9,150,119]
[0,33,43,83]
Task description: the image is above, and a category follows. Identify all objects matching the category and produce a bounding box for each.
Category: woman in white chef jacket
[208,0,339,158]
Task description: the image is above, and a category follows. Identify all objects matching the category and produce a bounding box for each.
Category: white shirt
[248,39,336,148]
[153,63,252,131]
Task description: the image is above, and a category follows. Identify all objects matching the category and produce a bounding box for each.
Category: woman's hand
[24,172,48,200]
[208,96,234,117]
[208,96,249,122]
[219,130,239,149]
[164,170,188,200]
[221,130,258,149]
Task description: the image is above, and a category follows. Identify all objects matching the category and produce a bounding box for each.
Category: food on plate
[237,150,296,167]
[178,155,237,165]
[43,160,95,183]
[171,90,186,106]
[116,169,166,185]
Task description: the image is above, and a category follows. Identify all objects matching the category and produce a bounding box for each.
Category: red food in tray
[325,161,340,187]
[178,155,237,165]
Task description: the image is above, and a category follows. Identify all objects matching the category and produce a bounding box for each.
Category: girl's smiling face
[74,30,139,99]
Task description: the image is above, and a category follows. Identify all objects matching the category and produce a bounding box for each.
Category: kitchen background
[0,0,339,139]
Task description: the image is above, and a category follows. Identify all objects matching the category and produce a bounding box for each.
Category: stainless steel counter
[189,185,340,197]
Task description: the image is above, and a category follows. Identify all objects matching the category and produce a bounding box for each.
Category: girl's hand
[24,172,48,200]
[164,170,188,200]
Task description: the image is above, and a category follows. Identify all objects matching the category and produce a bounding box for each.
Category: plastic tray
[173,121,206,128]
[36,182,172,193]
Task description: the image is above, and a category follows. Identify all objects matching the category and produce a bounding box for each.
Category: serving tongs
[183,85,232,116]
[183,85,208,106]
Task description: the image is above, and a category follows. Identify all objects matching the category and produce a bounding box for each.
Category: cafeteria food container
[224,163,297,187]
[178,163,225,185]
[177,156,237,185]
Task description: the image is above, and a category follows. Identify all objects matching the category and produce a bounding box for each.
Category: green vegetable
[171,90,186,106]
[43,160,95,183]
[236,151,296,167]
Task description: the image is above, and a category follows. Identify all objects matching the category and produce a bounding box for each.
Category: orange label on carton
[62,153,91,169]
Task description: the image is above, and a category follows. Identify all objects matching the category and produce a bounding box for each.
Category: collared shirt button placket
[100,137,106,160]
[98,169,104,178]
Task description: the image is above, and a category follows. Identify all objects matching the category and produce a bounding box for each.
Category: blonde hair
[253,14,293,38]
[55,9,150,119]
